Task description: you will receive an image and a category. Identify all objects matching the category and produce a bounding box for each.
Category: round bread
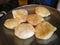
[35,21,57,40]
[4,18,21,29]
[12,9,28,22]
[14,23,35,39]
[27,14,44,25]
[35,6,50,17]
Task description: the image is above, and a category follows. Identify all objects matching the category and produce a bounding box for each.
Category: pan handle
[0,11,7,18]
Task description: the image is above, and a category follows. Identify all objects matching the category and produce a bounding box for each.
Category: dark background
[0,0,59,12]
[0,0,19,12]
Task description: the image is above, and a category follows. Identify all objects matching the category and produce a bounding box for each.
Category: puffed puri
[12,9,28,22]
[4,18,21,29]
[14,23,35,39]
[35,21,57,40]
[35,6,50,17]
[27,14,44,26]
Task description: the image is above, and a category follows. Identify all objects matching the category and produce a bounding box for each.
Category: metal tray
[0,4,60,45]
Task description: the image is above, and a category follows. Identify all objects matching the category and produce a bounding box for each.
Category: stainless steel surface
[0,4,60,45]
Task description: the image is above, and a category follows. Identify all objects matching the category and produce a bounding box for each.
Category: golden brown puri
[35,6,50,17]
[14,23,35,39]
[35,21,57,40]
[27,14,44,26]
[4,18,21,29]
[12,9,28,22]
